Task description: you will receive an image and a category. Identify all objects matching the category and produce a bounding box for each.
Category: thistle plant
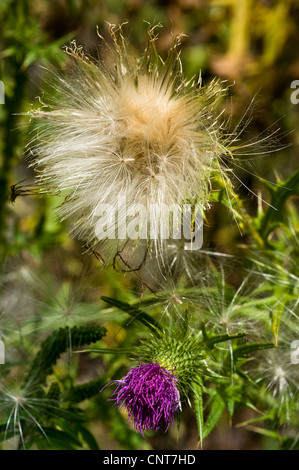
[1,16,299,451]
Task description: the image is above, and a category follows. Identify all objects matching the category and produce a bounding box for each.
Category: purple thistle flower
[107,362,181,435]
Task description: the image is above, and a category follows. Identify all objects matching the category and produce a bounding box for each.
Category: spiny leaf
[192,381,204,446]
[202,391,226,440]
[245,425,281,440]
[233,342,275,359]
[68,378,104,403]
[259,169,299,241]
[32,427,82,450]
[24,325,106,386]
[100,296,161,332]
[77,423,100,450]
[201,322,246,349]
[271,293,289,343]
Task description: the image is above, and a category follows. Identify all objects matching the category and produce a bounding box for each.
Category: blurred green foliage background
[0,0,299,450]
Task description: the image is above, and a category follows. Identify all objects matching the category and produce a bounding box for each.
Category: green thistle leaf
[24,325,107,387]
[202,390,226,440]
[100,296,161,332]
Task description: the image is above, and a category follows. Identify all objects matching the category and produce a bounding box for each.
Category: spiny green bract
[135,323,246,395]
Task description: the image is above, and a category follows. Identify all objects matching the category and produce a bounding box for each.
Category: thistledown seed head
[27,24,230,270]
[106,362,181,435]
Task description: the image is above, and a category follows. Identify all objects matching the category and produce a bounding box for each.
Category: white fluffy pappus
[247,321,299,418]
[27,24,256,271]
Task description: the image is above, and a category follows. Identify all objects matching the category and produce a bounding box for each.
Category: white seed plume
[27,25,239,270]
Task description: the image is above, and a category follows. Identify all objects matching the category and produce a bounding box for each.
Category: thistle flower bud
[27,24,242,271]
